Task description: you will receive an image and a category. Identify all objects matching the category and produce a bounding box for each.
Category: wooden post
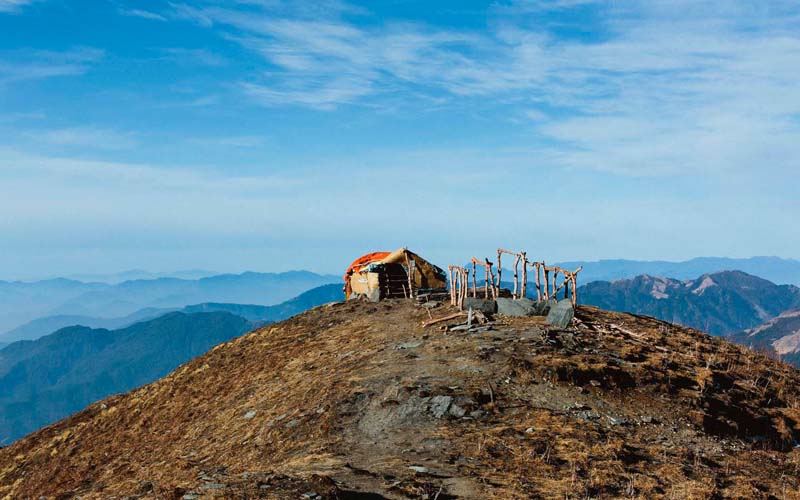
[448,266,456,306]
[461,268,468,309]
[484,259,490,299]
[571,275,578,305]
[552,270,558,298]
[512,255,520,299]
[520,251,527,299]
[544,268,550,300]
[534,262,541,301]
[472,261,477,298]
[405,254,415,299]
[496,250,502,298]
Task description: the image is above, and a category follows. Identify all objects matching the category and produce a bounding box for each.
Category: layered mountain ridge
[578,270,800,336]
[0,284,344,445]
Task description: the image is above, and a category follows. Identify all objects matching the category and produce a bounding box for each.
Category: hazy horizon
[4,254,800,284]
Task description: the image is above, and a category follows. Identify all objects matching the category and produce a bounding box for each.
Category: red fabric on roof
[343,251,391,282]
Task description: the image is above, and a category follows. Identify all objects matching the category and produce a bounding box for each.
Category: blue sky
[0,0,798,279]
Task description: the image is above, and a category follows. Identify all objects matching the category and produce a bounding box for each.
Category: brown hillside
[1,300,800,499]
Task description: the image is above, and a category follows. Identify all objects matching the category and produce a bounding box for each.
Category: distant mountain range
[4,283,346,343]
[557,256,800,286]
[0,283,343,445]
[0,271,339,341]
[577,271,800,336]
[63,269,219,284]
[729,310,800,367]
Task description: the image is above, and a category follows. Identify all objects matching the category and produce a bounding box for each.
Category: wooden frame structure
[449,248,584,308]
[448,265,469,309]
[470,257,498,300]
[497,248,527,299]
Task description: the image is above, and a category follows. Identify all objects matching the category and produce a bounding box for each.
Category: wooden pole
[544,268,550,300]
[521,252,527,299]
[552,270,558,298]
[571,276,578,305]
[448,266,456,306]
[472,261,477,298]
[496,250,502,298]
[512,255,520,299]
[405,253,415,299]
[534,262,541,301]
[484,259,490,299]
[461,268,468,309]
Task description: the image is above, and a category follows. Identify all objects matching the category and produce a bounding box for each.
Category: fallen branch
[422,312,466,327]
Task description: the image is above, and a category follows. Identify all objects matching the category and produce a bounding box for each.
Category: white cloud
[0,47,104,84]
[186,135,266,148]
[0,0,35,14]
[158,1,800,180]
[119,8,166,21]
[160,48,227,66]
[32,127,138,150]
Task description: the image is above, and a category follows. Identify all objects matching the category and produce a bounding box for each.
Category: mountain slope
[181,283,343,322]
[1,308,169,343]
[578,271,800,336]
[729,310,800,367]
[0,312,254,446]
[1,300,798,499]
[0,284,344,445]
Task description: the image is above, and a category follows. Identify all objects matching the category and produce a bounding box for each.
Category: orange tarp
[343,251,391,282]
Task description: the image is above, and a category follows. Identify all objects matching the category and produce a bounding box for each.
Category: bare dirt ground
[1,299,799,499]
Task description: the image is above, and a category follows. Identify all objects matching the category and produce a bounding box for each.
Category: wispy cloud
[0,0,36,14]
[0,47,104,84]
[32,127,137,150]
[186,135,266,148]
[119,8,166,21]
[159,47,227,67]
[166,0,800,178]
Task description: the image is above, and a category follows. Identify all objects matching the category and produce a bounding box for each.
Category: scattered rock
[462,297,497,315]
[449,404,467,417]
[496,298,538,317]
[546,300,575,328]
[394,341,423,350]
[421,301,441,309]
[408,465,430,474]
[138,481,154,494]
[201,483,226,490]
[607,416,629,427]
[244,410,256,419]
[428,395,453,418]
[531,300,553,316]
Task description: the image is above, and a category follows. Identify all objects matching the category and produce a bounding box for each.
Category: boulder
[496,297,538,317]
[531,299,553,316]
[462,297,497,315]
[546,299,575,328]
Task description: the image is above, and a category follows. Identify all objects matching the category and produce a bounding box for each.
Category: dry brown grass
[1,300,799,499]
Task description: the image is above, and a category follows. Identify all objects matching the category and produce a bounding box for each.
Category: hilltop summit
[1,300,799,499]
